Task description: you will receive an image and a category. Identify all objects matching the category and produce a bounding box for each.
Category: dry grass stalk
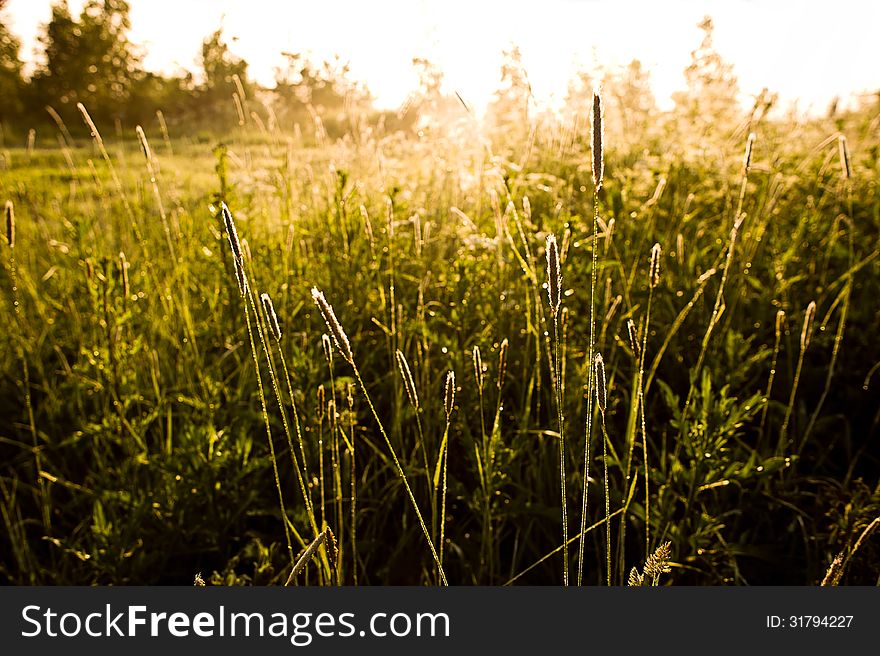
[395,349,420,410]
[743,132,756,173]
[312,288,353,364]
[5,201,14,248]
[497,339,509,390]
[838,135,852,179]
[286,528,329,585]
[591,90,604,190]
[261,292,282,341]
[472,345,484,390]
[118,251,130,299]
[801,301,817,350]
[649,242,662,289]
[594,353,607,414]
[444,371,456,418]
[627,319,640,360]
[545,234,561,316]
[317,384,325,422]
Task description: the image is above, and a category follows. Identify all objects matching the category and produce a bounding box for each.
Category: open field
[1,96,879,585]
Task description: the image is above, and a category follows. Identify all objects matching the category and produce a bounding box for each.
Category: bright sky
[5,0,880,115]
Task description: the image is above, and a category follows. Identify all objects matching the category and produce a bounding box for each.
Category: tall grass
[0,79,878,587]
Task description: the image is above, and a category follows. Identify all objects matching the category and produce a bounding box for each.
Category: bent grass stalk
[5,201,45,529]
[395,349,431,509]
[249,287,318,541]
[435,371,456,578]
[135,125,176,262]
[779,301,816,453]
[261,292,316,524]
[312,287,447,585]
[760,310,786,438]
[680,134,755,439]
[222,205,322,579]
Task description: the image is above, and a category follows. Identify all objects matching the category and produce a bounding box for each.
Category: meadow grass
[0,93,878,586]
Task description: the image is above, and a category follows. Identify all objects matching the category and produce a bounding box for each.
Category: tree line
[0,0,384,140]
[1,3,873,147]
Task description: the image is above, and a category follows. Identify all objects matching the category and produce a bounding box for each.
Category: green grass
[0,101,879,585]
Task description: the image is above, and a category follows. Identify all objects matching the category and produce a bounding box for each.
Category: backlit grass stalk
[577,89,603,586]
[594,353,611,586]
[4,201,45,529]
[252,286,331,580]
[641,245,660,554]
[802,139,854,450]
[135,125,176,262]
[347,383,357,585]
[261,292,315,523]
[682,136,754,429]
[779,301,816,452]
[759,310,785,437]
[311,287,447,585]
[316,384,326,528]
[472,344,491,577]
[395,348,431,504]
[546,233,567,586]
[77,104,144,251]
[327,344,345,567]
[433,371,455,583]
[801,289,849,452]
[222,205,316,575]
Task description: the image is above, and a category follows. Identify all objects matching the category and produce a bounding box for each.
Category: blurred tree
[30,0,142,125]
[672,16,741,142]
[272,52,370,138]
[399,57,462,134]
[195,26,252,127]
[486,46,532,152]
[0,0,26,130]
[606,59,657,146]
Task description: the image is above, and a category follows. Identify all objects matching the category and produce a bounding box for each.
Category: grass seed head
[744,132,756,173]
[395,349,420,410]
[838,135,852,179]
[644,541,673,580]
[221,202,242,260]
[444,370,456,418]
[801,301,816,350]
[135,125,152,163]
[321,333,333,368]
[311,287,353,364]
[220,202,247,295]
[118,251,129,298]
[327,398,337,433]
[627,319,641,360]
[595,352,607,413]
[591,89,604,191]
[5,200,14,248]
[649,242,662,289]
[473,345,484,390]
[497,338,509,390]
[317,384,326,422]
[261,292,282,341]
[775,309,785,339]
[545,234,561,315]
